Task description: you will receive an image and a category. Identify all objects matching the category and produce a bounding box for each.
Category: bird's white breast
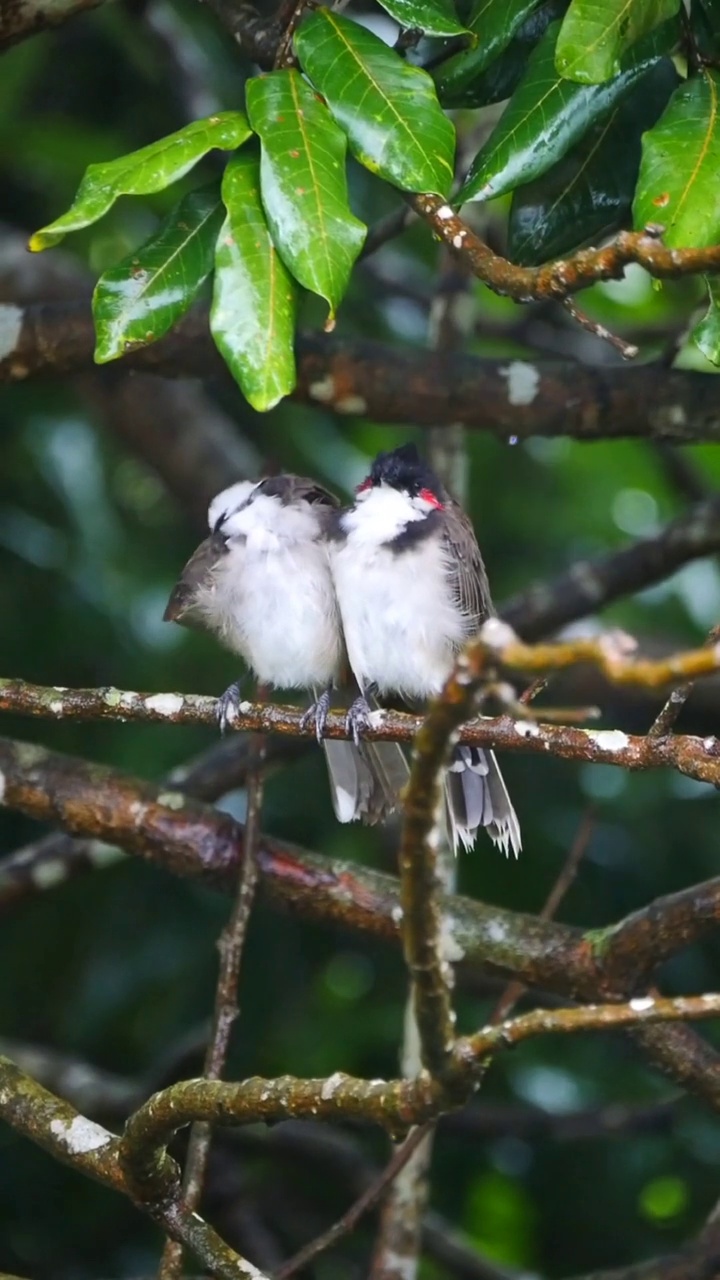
[331,489,469,698]
[197,497,342,689]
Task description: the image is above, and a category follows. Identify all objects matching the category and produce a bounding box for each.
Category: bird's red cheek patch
[356,479,372,493]
[419,487,444,509]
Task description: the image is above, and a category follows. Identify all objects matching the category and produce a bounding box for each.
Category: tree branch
[119,1074,441,1204]
[457,995,720,1065]
[158,716,268,1280]
[490,807,594,1025]
[502,498,720,640]
[117,994,720,1203]
[0,0,106,50]
[0,731,305,915]
[275,1124,434,1280]
[0,1058,269,1280]
[4,728,720,1114]
[411,197,720,304]
[2,728,719,995]
[7,300,720,443]
[5,616,720,783]
[398,674,464,1080]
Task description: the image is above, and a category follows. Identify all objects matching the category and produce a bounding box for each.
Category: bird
[328,443,521,857]
[163,474,407,826]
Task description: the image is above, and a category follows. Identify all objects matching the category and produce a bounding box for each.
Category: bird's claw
[345,696,372,747]
[216,680,245,735]
[300,689,332,743]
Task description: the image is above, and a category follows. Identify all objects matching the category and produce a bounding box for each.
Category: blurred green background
[2,4,720,1276]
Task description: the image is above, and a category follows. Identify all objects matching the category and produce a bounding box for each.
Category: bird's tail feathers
[315,687,409,825]
[445,745,521,858]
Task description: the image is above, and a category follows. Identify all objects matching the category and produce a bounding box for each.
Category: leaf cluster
[29,0,720,405]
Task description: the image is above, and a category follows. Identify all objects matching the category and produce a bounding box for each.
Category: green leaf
[435,0,564,107]
[555,0,679,84]
[246,69,365,324]
[508,59,677,264]
[210,150,297,413]
[433,0,539,101]
[693,278,720,367]
[295,10,455,196]
[457,17,677,203]
[376,0,468,37]
[694,0,720,59]
[29,112,251,251]
[633,71,720,247]
[92,186,223,362]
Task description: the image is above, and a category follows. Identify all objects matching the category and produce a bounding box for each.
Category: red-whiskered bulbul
[163,475,407,826]
[329,444,521,857]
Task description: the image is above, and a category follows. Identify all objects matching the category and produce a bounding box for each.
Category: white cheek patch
[343,485,424,545]
[207,481,259,532]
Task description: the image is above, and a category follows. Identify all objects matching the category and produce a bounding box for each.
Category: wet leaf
[30,112,251,250]
[693,278,720,367]
[210,150,297,413]
[633,70,720,247]
[246,69,365,323]
[295,9,455,196]
[508,59,677,264]
[694,0,720,59]
[457,17,678,203]
[435,0,565,107]
[556,0,680,84]
[376,0,468,37]
[433,0,539,102]
[92,186,223,362]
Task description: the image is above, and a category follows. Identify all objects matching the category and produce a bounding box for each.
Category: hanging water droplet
[508,435,518,446]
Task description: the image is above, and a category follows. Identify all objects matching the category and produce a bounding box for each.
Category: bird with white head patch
[163,474,406,826]
[329,444,521,857]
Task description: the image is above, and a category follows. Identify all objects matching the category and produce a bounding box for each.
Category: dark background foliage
[2,1,720,1276]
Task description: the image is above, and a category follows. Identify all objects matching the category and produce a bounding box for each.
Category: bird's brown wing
[163,532,228,629]
[441,499,494,637]
[258,475,339,508]
[288,476,341,509]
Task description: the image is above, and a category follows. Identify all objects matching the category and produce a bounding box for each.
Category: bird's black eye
[213,510,228,534]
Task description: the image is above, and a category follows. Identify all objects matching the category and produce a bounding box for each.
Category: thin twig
[158,694,268,1280]
[459,994,720,1067]
[274,1123,433,1280]
[518,675,549,704]
[649,623,720,738]
[490,807,596,1025]
[370,1124,435,1280]
[562,297,639,360]
[272,0,309,68]
[360,206,415,259]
